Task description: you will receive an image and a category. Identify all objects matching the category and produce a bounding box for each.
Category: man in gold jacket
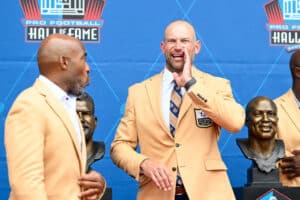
[110,20,245,200]
[5,34,105,200]
[275,50,300,186]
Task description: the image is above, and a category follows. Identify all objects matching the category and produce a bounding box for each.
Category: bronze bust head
[77,92,105,172]
[237,96,285,173]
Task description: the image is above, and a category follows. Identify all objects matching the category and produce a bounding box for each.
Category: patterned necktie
[170,82,186,196]
[169,81,183,137]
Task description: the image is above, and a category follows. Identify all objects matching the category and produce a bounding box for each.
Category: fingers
[172,47,193,87]
[280,158,297,179]
[78,188,100,200]
[79,178,103,190]
[287,173,297,179]
[292,149,300,155]
[184,47,191,63]
[182,47,192,77]
[79,170,102,182]
[151,168,173,191]
[281,156,294,164]
[281,165,295,174]
[280,154,300,179]
[282,166,300,179]
[79,170,105,200]
[140,159,174,191]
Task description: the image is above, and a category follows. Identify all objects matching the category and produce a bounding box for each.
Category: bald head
[36,34,90,96]
[246,96,277,121]
[290,50,300,67]
[245,96,278,142]
[37,34,83,75]
[289,50,300,79]
[161,20,200,73]
[164,20,197,42]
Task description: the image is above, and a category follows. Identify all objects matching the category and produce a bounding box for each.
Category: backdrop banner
[0,0,297,199]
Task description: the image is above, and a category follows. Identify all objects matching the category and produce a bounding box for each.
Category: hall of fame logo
[257,188,291,200]
[265,0,300,51]
[19,0,106,42]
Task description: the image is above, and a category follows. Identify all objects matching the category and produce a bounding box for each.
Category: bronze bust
[77,92,105,172]
[237,96,285,173]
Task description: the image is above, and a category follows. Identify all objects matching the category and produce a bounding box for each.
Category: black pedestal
[248,168,282,187]
[234,167,300,200]
[239,186,300,200]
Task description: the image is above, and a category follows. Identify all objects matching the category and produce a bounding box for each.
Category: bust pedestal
[248,167,281,187]
[234,167,300,200]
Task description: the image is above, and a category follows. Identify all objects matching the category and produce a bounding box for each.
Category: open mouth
[171,53,184,61]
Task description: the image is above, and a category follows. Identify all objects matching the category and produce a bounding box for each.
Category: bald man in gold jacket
[111,20,245,200]
[5,34,105,200]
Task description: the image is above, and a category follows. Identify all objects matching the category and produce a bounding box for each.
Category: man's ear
[59,56,68,70]
[160,41,166,54]
[294,67,300,79]
[194,40,201,54]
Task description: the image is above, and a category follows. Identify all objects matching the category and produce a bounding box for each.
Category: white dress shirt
[38,75,82,151]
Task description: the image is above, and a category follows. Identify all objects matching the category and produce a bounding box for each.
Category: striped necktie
[170,82,186,197]
[169,81,182,137]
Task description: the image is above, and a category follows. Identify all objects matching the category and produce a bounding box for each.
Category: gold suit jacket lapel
[177,67,200,126]
[177,94,192,127]
[145,73,172,137]
[34,79,84,171]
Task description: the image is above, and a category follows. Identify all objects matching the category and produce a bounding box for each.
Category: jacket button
[172,167,177,172]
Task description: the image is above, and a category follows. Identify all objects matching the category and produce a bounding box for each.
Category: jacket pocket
[204,159,227,171]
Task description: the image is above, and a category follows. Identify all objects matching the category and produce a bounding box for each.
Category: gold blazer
[275,89,300,186]
[5,79,87,200]
[111,67,245,200]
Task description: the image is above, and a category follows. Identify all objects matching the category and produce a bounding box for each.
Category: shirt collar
[38,75,77,105]
[291,89,300,108]
[162,67,174,86]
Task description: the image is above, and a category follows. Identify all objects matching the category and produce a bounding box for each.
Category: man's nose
[86,62,90,72]
[262,112,269,121]
[174,41,183,49]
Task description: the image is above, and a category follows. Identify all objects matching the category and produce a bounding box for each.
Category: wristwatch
[184,77,196,91]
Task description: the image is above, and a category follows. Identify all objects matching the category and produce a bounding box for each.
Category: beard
[165,57,184,73]
[66,77,89,96]
[68,84,84,96]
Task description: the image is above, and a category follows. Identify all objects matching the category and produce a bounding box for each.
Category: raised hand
[173,47,193,88]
